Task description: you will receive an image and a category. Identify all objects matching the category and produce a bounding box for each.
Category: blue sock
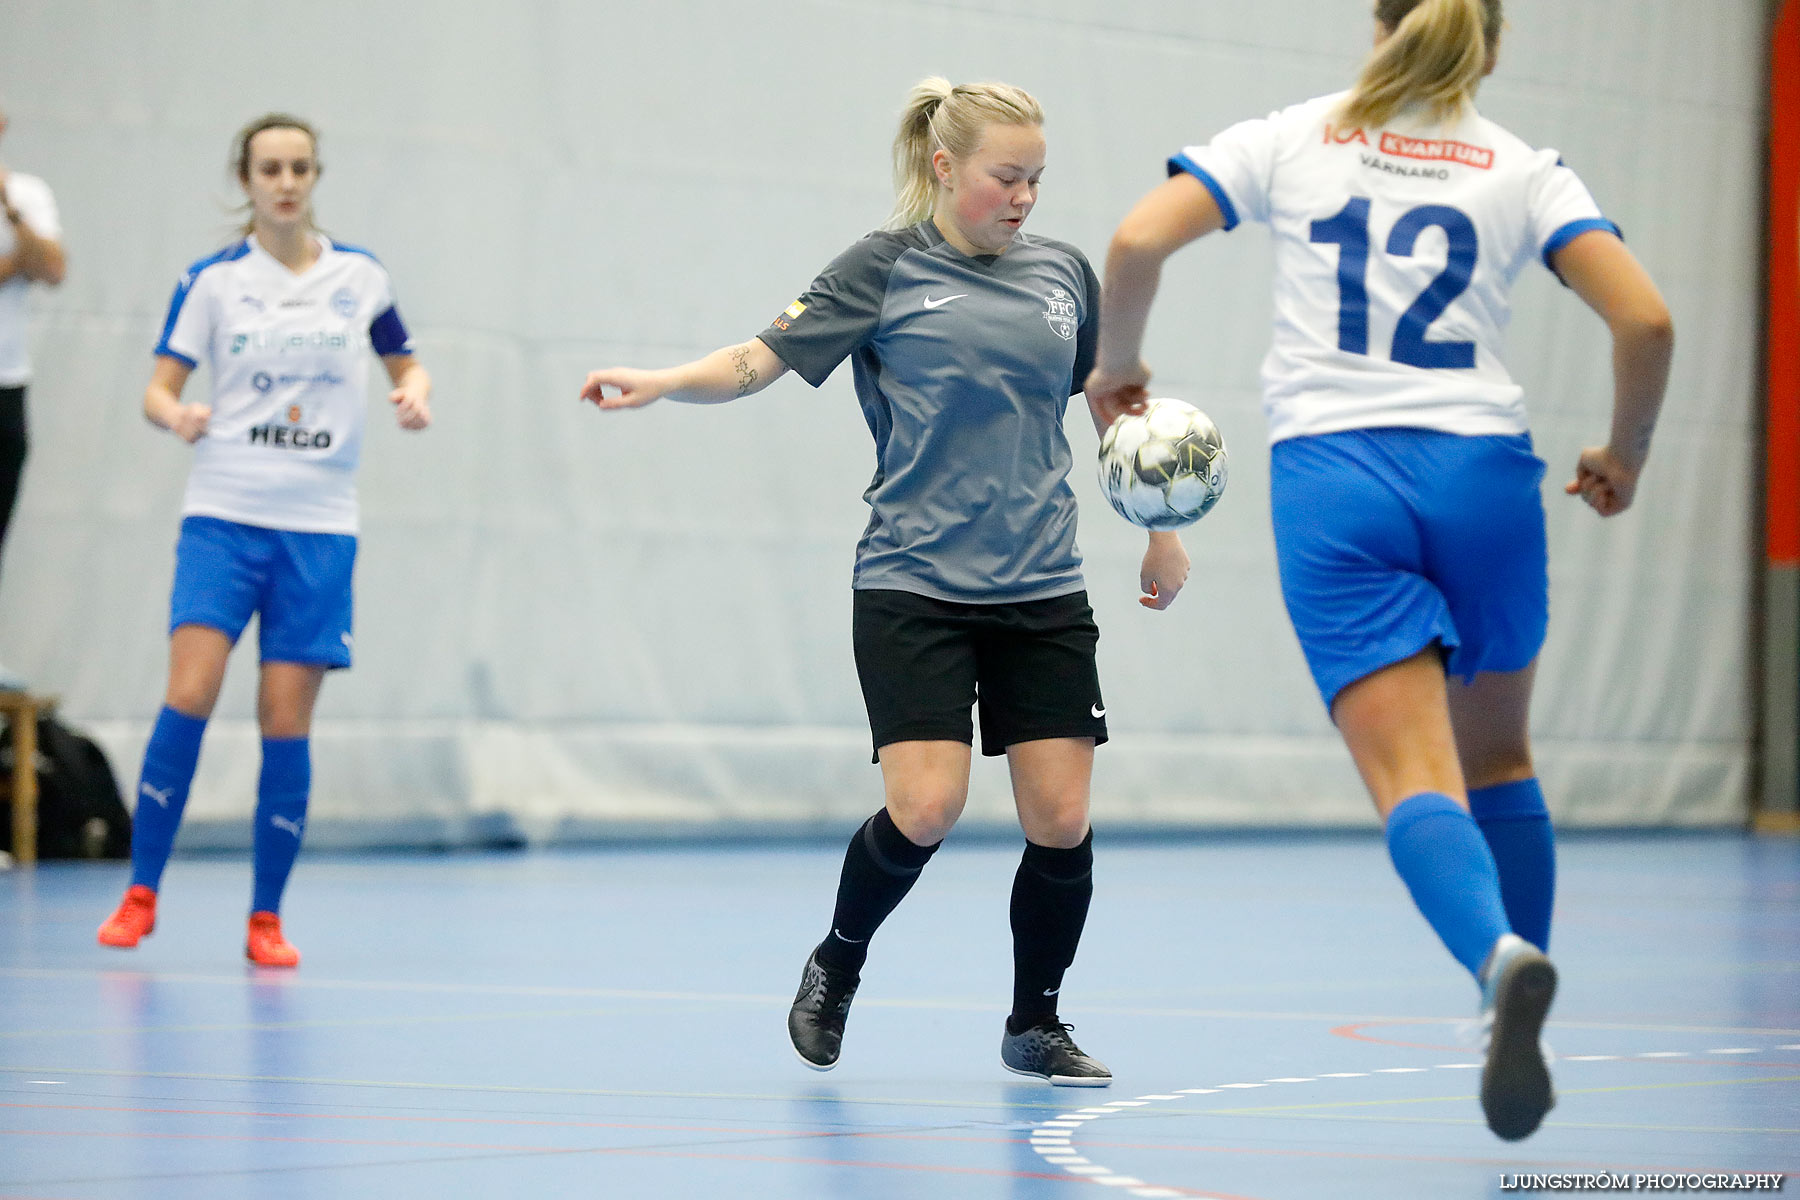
[1468,778,1555,953]
[128,707,208,891]
[1384,792,1512,978]
[251,738,311,915]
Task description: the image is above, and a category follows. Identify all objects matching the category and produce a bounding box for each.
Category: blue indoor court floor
[1,833,1796,1199]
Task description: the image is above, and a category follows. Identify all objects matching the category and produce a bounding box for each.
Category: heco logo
[248,424,333,450]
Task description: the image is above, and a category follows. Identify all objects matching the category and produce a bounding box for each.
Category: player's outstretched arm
[143,355,209,443]
[383,354,432,431]
[1552,230,1674,517]
[1088,174,1229,421]
[581,337,790,410]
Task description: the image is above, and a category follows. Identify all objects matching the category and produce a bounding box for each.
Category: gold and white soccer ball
[1097,398,1229,530]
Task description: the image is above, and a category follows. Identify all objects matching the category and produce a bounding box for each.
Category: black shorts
[852,587,1107,760]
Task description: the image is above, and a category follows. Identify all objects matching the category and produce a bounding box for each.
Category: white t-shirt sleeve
[1527,151,1619,272]
[155,264,217,367]
[1169,112,1283,230]
[3,175,60,240]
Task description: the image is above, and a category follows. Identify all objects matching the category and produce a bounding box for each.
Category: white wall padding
[0,0,1763,842]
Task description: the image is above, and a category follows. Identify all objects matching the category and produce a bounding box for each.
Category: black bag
[0,714,132,859]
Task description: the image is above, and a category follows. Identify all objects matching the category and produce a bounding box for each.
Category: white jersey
[0,171,62,387]
[155,234,414,534]
[1173,92,1617,444]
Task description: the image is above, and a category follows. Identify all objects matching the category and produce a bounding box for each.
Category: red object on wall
[1772,1,1800,564]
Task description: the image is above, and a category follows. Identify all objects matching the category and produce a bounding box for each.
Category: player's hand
[1565,445,1641,517]
[582,367,667,410]
[390,382,431,430]
[1084,360,1153,430]
[169,403,211,443]
[1139,530,1189,610]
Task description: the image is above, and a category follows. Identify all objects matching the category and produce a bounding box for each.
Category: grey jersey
[758,221,1100,604]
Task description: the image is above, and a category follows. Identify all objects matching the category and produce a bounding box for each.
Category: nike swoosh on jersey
[922,294,968,309]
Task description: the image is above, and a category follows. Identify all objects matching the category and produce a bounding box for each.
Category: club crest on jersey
[330,287,358,318]
[1043,288,1077,341]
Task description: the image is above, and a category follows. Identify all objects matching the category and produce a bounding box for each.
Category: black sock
[815,808,940,976]
[1008,829,1094,1029]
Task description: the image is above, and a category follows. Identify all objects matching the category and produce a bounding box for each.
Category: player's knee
[1462,745,1535,791]
[164,680,219,718]
[1019,792,1091,848]
[886,789,967,845]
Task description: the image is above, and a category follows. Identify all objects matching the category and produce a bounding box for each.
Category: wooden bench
[0,690,57,867]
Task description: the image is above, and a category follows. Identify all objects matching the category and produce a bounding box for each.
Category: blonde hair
[887,78,1044,230]
[230,112,320,235]
[1337,0,1502,130]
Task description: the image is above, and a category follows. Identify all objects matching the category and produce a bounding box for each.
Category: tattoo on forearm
[731,347,758,396]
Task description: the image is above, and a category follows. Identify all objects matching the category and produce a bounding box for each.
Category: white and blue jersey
[1172,94,1616,704]
[1172,91,1617,445]
[155,233,414,535]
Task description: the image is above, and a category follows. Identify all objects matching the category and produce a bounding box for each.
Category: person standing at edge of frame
[0,96,68,692]
[579,77,1191,1086]
[96,113,433,967]
[1086,0,1673,1140]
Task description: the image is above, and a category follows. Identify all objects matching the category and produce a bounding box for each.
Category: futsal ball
[1097,398,1229,529]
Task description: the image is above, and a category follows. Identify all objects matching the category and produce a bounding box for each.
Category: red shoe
[97,886,157,948]
[245,911,300,968]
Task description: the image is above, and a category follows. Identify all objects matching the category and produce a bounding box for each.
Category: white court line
[1026,1041,1787,1193]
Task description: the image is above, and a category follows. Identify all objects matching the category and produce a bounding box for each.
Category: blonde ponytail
[886,78,1045,230]
[1337,0,1502,131]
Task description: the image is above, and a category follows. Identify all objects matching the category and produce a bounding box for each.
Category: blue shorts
[169,515,358,668]
[1270,428,1548,711]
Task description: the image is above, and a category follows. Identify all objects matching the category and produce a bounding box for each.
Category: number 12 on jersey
[1309,198,1479,370]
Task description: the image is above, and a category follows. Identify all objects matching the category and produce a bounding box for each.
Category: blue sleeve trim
[329,239,383,264]
[151,240,249,360]
[1167,153,1240,231]
[154,349,198,369]
[369,306,413,356]
[1541,217,1622,276]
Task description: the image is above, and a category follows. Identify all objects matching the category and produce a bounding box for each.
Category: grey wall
[0,0,1767,841]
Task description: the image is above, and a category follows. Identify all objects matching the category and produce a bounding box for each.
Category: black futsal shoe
[1001,1019,1113,1087]
[788,947,860,1070]
[1478,933,1559,1141]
